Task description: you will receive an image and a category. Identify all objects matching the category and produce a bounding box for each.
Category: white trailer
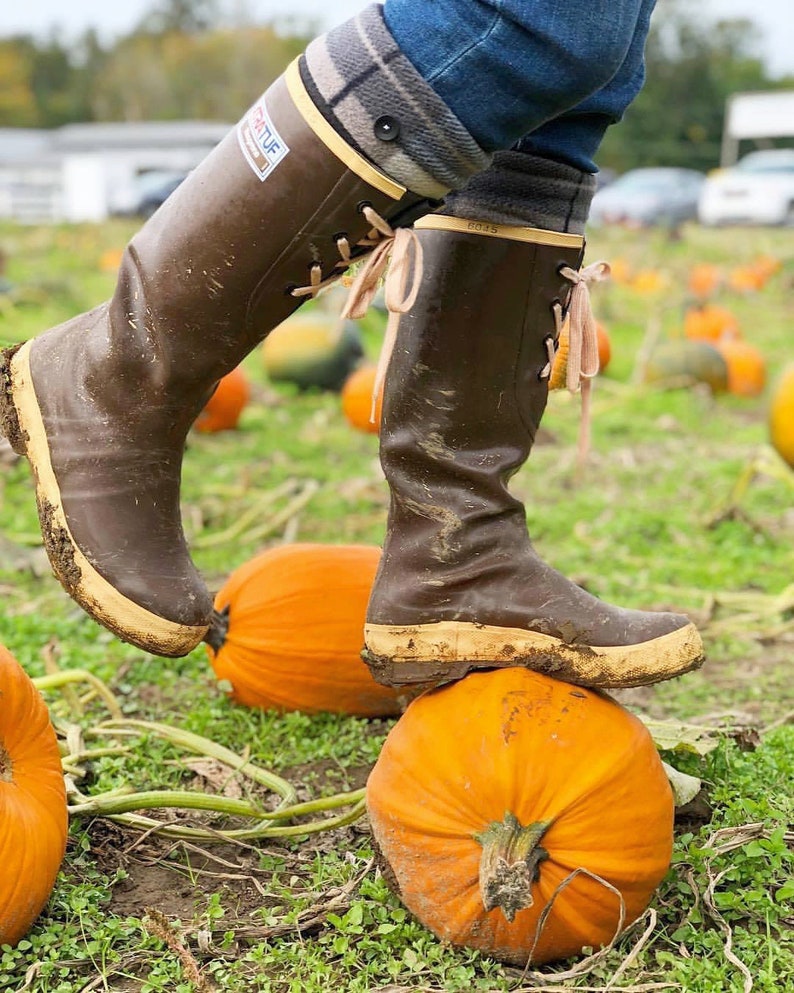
[720,90,794,165]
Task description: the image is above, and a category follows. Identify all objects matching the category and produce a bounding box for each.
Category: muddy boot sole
[0,342,208,657]
[363,620,705,689]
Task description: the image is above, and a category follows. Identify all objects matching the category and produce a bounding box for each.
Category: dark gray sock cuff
[303,4,491,198]
[441,151,597,234]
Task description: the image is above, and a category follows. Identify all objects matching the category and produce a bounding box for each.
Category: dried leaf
[639,715,721,756]
[662,761,702,807]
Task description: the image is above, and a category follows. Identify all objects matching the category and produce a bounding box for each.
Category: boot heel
[362,647,476,688]
[0,344,29,455]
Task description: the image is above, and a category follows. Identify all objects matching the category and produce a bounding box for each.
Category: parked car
[129,171,188,218]
[588,167,705,227]
[697,149,794,227]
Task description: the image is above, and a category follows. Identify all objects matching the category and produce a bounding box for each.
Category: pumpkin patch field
[0,219,792,992]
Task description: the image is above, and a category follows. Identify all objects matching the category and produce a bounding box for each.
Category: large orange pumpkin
[0,645,68,946]
[194,366,250,433]
[769,363,794,469]
[713,339,767,397]
[367,668,674,966]
[206,544,407,717]
[341,364,384,434]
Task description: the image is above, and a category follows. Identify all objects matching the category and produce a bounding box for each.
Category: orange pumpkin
[98,248,124,273]
[206,544,407,717]
[367,668,674,966]
[713,339,766,397]
[683,304,740,343]
[0,645,68,946]
[629,269,666,295]
[728,255,780,294]
[596,321,611,373]
[341,364,383,434]
[687,263,721,299]
[606,257,632,285]
[769,363,794,469]
[194,366,250,433]
[752,254,782,282]
[728,265,766,294]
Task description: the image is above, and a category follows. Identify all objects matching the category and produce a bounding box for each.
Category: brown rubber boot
[364,214,704,689]
[0,61,431,657]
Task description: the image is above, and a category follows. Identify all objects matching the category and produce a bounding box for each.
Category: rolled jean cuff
[383,0,651,154]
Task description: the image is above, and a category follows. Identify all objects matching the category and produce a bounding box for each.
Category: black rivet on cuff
[374,115,400,141]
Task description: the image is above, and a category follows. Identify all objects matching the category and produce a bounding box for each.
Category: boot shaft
[106,63,429,396]
[366,217,702,689]
[370,216,583,620]
[379,215,584,510]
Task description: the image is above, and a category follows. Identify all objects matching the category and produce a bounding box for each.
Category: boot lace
[292,206,424,424]
[547,260,611,464]
[340,210,424,423]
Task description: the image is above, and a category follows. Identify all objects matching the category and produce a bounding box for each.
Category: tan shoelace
[548,260,611,464]
[340,210,424,423]
[292,206,424,424]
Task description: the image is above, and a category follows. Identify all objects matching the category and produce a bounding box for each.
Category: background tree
[135,0,222,35]
[0,42,38,126]
[597,6,774,172]
[90,26,306,121]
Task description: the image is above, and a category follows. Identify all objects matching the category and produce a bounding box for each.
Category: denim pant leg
[383,0,654,154]
[515,0,657,171]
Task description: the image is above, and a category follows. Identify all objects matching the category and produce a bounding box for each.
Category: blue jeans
[383,0,656,173]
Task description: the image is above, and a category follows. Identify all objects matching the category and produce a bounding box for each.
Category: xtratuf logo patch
[238,97,289,181]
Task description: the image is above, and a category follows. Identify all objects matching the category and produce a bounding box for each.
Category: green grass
[0,219,793,992]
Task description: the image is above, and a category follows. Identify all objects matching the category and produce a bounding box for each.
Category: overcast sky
[1,0,793,76]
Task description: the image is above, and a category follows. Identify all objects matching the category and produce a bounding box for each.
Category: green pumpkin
[262,315,364,392]
[643,340,729,393]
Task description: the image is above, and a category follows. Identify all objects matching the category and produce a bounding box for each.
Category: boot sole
[363,620,704,689]
[0,341,208,657]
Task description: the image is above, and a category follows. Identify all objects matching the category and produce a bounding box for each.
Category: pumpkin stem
[204,606,230,653]
[0,742,12,782]
[476,812,553,922]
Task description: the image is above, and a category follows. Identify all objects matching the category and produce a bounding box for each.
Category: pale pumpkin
[549,320,610,390]
[0,644,68,946]
[206,544,407,717]
[367,668,674,966]
[769,363,794,469]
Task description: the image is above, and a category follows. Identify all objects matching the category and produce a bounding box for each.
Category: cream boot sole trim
[285,59,406,201]
[8,341,208,657]
[364,619,704,689]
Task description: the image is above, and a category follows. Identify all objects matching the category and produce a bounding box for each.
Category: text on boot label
[238,97,289,181]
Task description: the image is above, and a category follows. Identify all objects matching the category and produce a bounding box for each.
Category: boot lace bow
[292,206,423,424]
[549,260,611,463]
[340,208,424,423]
